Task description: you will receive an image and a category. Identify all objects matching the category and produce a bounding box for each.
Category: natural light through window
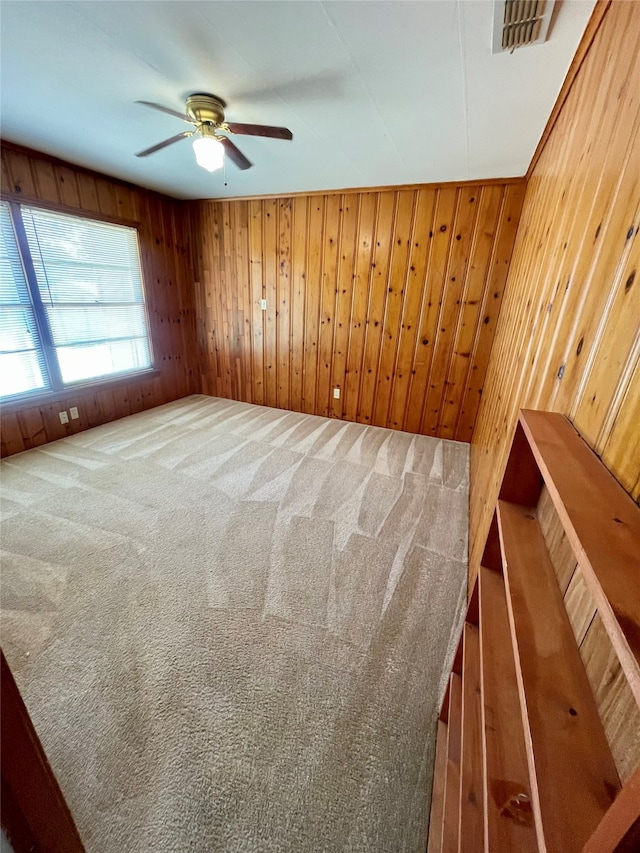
[0,202,152,400]
[0,202,49,398]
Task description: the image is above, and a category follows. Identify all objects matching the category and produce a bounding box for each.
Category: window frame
[1,200,156,406]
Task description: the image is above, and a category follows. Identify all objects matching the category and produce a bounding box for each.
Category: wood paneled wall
[537,486,640,784]
[191,182,525,440]
[470,0,640,581]
[0,144,198,456]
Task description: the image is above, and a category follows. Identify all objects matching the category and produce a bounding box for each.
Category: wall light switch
[70,407,79,420]
[260,299,268,311]
[333,387,340,399]
[59,411,69,424]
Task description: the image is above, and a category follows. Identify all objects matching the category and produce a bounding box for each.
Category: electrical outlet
[333,387,340,399]
[59,411,69,424]
[70,406,79,420]
[260,299,267,310]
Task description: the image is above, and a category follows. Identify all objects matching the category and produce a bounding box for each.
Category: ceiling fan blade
[225,122,293,141]
[220,137,252,171]
[136,100,194,123]
[136,131,193,158]
[231,70,345,106]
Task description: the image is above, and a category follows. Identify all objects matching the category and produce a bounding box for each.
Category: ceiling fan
[135,93,293,172]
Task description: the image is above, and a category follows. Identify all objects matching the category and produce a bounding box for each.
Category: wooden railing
[427,410,640,852]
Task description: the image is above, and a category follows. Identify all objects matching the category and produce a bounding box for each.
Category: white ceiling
[1,1,595,201]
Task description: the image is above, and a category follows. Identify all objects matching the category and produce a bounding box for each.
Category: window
[0,202,153,401]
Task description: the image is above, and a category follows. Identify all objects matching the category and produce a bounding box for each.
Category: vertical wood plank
[53,165,81,209]
[441,673,462,853]
[479,566,537,852]
[277,198,292,410]
[344,193,377,423]
[290,196,308,413]
[358,191,396,425]
[316,194,342,417]
[439,185,501,439]
[406,188,457,434]
[422,187,479,437]
[0,412,26,456]
[331,194,359,419]
[458,623,483,851]
[427,719,448,853]
[302,197,325,414]
[248,199,265,405]
[390,188,437,430]
[373,189,415,428]
[4,150,37,197]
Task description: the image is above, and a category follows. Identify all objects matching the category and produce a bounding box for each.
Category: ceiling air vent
[492,0,555,54]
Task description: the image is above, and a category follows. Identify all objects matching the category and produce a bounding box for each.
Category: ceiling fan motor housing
[186,93,227,126]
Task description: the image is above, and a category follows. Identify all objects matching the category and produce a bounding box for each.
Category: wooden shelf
[519,409,640,705]
[426,410,640,853]
[479,565,536,852]
[427,719,448,853]
[581,764,640,853]
[499,498,620,851]
[459,623,483,850]
[441,673,462,853]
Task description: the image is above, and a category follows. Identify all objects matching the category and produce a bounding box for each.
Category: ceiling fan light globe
[192,136,224,172]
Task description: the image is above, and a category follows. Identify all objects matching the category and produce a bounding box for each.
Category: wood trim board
[1,650,85,852]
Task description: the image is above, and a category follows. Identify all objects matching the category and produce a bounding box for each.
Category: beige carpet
[1,395,468,853]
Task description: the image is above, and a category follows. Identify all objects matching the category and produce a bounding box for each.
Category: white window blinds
[0,202,50,398]
[0,203,153,400]
[22,207,152,385]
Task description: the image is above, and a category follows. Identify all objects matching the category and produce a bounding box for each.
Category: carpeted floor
[1,395,468,853]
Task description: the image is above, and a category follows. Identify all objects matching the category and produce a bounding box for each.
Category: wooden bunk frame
[427,409,640,852]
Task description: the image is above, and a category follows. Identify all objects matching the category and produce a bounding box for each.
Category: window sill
[1,369,161,413]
